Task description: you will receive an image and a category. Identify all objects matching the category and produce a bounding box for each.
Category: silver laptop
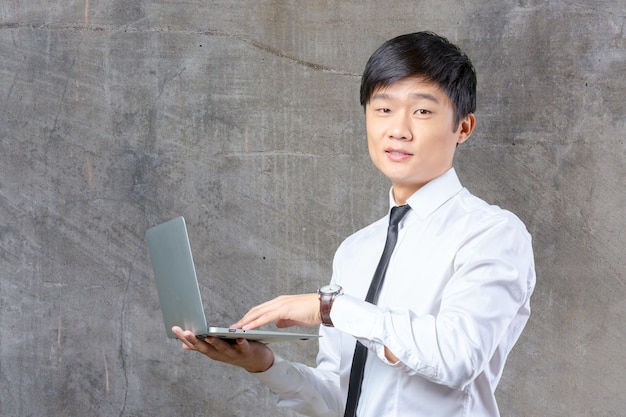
[145,216,319,343]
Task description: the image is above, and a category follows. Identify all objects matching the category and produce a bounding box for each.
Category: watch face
[320,284,341,294]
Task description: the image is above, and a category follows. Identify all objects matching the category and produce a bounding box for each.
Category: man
[174,31,536,417]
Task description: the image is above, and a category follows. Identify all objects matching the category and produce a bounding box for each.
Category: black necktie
[343,205,411,417]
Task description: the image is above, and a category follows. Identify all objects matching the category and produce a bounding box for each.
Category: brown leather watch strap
[320,293,334,326]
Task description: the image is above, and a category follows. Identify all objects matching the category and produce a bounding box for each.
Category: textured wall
[1,1,624,416]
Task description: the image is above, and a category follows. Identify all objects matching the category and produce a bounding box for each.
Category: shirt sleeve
[251,324,344,417]
[331,212,536,390]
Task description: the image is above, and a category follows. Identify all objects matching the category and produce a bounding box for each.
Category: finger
[215,338,252,354]
[239,299,278,323]
[204,337,250,361]
[172,326,193,347]
[234,300,282,329]
[204,336,234,351]
[241,315,276,330]
[235,338,250,350]
[173,327,209,352]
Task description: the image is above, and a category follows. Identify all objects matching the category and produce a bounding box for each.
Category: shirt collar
[388,168,463,220]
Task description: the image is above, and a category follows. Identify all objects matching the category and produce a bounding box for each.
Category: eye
[415,109,431,115]
[377,108,391,114]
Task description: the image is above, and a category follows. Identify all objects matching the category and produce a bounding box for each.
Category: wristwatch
[318,284,343,327]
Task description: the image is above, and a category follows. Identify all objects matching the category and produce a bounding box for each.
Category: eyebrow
[371,92,440,103]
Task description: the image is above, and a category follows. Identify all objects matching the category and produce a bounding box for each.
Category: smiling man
[365,77,475,205]
[173,32,536,417]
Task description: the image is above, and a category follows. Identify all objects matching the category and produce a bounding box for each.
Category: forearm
[330,289,528,390]
[253,355,342,417]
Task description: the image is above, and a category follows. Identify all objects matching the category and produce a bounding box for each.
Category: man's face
[365,77,475,204]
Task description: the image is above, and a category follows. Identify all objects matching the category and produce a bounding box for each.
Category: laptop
[145,216,319,343]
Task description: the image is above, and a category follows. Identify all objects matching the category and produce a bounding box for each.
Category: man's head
[360,31,476,131]
[362,32,477,204]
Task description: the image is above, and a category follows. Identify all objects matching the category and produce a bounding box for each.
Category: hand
[232,293,321,330]
[171,326,274,373]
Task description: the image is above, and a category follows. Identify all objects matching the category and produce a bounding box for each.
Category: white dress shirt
[254,168,536,417]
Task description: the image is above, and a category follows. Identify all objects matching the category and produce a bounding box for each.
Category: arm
[175,301,344,416]
[331,213,535,389]
[251,325,344,417]
[234,292,401,364]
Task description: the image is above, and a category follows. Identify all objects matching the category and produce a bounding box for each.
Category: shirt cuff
[252,355,300,391]
[331,294,382,343]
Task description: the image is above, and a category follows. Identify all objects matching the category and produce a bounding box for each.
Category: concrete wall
[1,1,624,416]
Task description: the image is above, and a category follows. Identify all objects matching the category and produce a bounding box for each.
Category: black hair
[360,31,476,129]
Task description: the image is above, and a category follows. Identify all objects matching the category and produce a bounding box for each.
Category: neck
[392,186,419,206]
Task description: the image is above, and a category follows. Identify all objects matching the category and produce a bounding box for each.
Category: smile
[385,148,412,161]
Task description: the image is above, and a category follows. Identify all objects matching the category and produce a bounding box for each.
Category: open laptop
[145,216,319,343]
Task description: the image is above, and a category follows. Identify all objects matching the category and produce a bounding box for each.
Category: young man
[173,31,536,417]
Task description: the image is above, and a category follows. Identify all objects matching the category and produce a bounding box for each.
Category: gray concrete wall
[1,1,624,416]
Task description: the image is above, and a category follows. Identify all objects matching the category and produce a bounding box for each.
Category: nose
[388,113,412,141]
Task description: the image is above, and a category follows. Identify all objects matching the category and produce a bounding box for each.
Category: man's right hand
[171,326,275,373]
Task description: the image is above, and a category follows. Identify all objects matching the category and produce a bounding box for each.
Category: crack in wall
[0,22,361,77]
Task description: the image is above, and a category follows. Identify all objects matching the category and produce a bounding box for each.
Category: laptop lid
[145,216,318,343]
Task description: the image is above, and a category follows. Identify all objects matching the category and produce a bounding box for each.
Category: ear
[456,113,475,145]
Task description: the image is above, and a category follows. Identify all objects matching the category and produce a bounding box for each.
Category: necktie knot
[389,204,411,228]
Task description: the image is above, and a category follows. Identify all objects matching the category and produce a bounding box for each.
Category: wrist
[317,284,343,327]
[246,349,275,373]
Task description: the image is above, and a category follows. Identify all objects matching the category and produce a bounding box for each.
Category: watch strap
[320,293,334,326]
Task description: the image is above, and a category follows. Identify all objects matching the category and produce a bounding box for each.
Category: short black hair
[360,31,476,129]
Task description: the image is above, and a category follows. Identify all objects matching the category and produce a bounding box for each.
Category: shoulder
[452,188,532,246]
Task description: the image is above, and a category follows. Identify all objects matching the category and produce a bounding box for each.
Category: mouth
[385,148,413,160]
